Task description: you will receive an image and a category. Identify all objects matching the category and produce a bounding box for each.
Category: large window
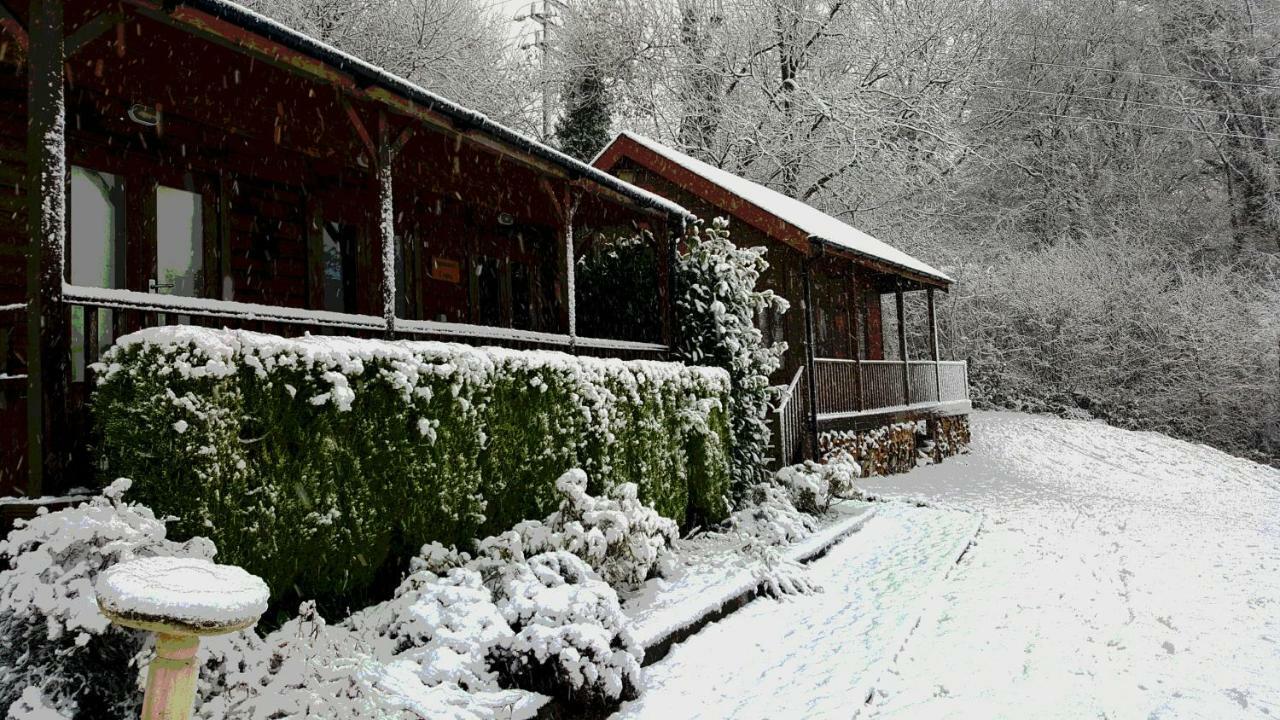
[322,222,358,313]
[155,186,205,298]
[475,256,503,326]
[69,167,126,381]
[69,167,126,290]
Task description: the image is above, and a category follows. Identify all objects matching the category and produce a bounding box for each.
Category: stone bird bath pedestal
[96,556,269,720]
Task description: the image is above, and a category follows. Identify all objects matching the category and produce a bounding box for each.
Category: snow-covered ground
[862,411,1280,719]
[614,503,981,718]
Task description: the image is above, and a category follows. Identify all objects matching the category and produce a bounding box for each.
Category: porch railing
[59,285,668,378]
[771,366,808,468]
[814,358,969,417]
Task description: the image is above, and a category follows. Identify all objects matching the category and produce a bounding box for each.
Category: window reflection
[69,167,125,382]
[155,186,204,298]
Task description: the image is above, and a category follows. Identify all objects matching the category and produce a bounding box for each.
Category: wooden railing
[814,358,969,417]
[59,285,668,379]
[771,366,808,468]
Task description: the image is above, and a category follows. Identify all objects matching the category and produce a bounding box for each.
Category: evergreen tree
[556,66,613,161]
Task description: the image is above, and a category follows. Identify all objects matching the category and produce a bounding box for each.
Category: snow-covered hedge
[92,327,732,608]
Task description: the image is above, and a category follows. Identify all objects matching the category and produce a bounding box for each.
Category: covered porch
[774,281,972,468]
[0,0,689,498]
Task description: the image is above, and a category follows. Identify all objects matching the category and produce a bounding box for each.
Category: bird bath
[97,556,269,720]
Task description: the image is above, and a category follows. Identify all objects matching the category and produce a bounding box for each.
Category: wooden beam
[540,178,564,223]
[377,110,396,337]
[26,0,68,497]
[895,286,910,405]
[340,94,377,164]
[562,189,580,351]
[801,258,819,460]
[0,0,28,58]
[390,125,414,159]
[0,0,25,35]
[851,276,864,412]
[65,10,122,56]
[928,287,941,403]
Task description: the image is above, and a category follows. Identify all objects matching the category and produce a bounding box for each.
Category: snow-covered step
[613,503,982,720]
[623,501,879,659]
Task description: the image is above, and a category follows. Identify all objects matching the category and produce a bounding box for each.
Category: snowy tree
[676,218,788,500]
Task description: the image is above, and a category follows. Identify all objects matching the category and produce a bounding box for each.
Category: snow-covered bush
[93,327,732,608]
[198,602,530,720]
[480,551,642,708]
[776,459,861,514]
[205,522,644,715]
[0,479,215,718]
[344,568,511,693]
[476,469,678,589]
[725,482,817,547]
[676,217,788,504]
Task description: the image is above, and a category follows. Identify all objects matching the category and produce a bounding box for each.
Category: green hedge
[92,327,731,609]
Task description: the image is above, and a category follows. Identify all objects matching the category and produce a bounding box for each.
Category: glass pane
[69,167,124,289]
[156,187,204,298]
[395,234,409,319]
[477,257,502,326]
[322,222,355,313]
[511,262,531,330]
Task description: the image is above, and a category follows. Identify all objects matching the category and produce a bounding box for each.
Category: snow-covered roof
[598,132,951,285]
[173,1,691,221]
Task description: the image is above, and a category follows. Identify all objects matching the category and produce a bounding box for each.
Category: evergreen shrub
[92,328,731,610]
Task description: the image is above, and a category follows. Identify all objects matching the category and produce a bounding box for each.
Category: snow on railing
[814,358,969,417]
[771,366,808,467]
[61,284,667,368]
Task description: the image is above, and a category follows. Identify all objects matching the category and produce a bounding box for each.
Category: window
[475,256,503,326]
[322,222,358,313]
[69,167,126,382]
[511,261,532,330]
[69,167,126,290]
[155,186,204,298]
[395,233,410,319]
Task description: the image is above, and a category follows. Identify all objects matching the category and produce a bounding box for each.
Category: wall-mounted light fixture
[127,104,159,127]
[497,212,515,226]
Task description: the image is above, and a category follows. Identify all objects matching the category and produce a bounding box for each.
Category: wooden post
[928,287,941,403]
[562,190,579,353]
[662,219,681,351]
[801,258,819,460]
[895,286,910,406]
[377,111,396,338]
[25,0,67,498]
[851,276,864,412]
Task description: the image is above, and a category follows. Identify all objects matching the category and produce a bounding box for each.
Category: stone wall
[819,414,971,477]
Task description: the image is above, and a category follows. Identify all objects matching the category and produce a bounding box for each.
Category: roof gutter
[174,0,695,222]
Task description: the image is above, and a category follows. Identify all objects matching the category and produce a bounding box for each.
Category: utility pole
[515,0,567,141]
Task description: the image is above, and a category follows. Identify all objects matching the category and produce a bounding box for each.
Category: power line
[974,83,1280,123]
[968,105,1280,144]
[984,58,1280,93]
[1007,30,1280,59]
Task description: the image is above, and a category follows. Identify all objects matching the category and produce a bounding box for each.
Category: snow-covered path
[614,503,981,719]
[862,412,1280,719]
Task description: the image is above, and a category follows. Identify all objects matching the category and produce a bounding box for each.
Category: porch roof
[39,0,693,222]
[594,132,951,287]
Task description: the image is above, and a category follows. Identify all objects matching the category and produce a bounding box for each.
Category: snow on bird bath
[96,556,269,635]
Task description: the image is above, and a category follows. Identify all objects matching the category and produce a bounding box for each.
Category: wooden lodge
[594,132,971,466]
[0,0,693,499]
